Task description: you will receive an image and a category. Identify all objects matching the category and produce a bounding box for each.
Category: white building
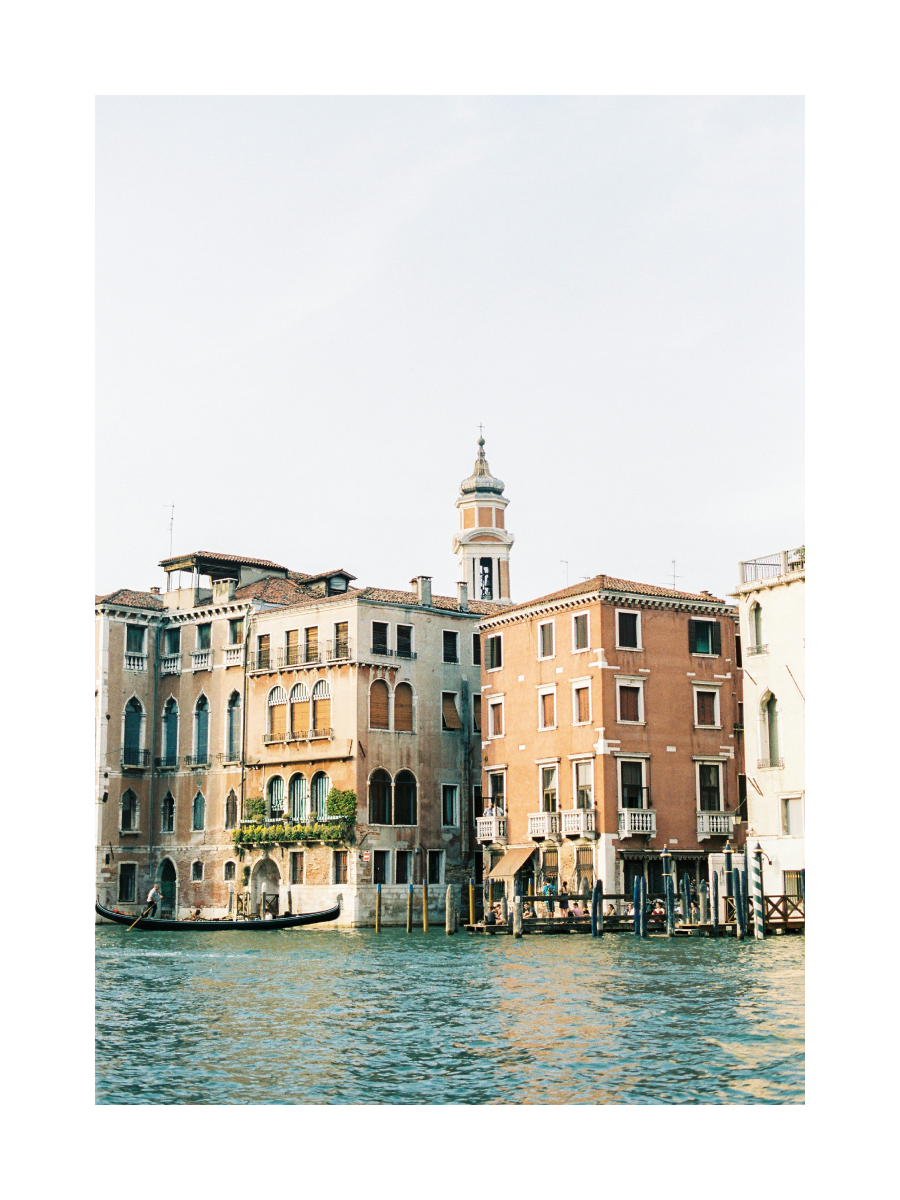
[731,548,805,896]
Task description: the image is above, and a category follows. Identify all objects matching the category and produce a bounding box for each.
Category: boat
[95,896,341,931]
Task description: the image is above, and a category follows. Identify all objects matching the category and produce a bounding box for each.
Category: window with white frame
[442,630,459,663]
[689,619,721,656]
[485,633,503,670]
[488,697,504,738]
[574,759,593,809]
[572,611,590,651]
[487,772,506,813]
[538,620,555,659]
[572,679,591,724]
[120,789,138,831]
[616,677,644,723]
[781,795,804,836]
[619,759,647,808]
[616,609,641,649]
[540,764,559,812]
[697,761,722,811]
[538,686,557,730]
[693,686,720,728]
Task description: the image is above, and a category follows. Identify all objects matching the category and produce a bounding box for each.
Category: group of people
[482,802,506,818]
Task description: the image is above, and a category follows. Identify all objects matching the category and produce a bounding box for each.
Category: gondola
[95,896,341,931]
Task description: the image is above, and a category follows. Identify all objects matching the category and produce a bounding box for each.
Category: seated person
[484,908,497,926]
[570,902,584,919]
[605,904,616,918]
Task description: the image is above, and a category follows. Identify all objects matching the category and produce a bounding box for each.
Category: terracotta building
[475,575,746,900]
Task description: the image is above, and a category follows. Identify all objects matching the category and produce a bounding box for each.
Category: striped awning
[487,846,535,879]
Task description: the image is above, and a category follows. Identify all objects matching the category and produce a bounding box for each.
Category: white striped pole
[752,843,766,940]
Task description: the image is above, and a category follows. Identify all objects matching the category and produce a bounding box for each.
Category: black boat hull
[95,897,341,931]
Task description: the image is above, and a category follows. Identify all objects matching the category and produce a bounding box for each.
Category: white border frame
[616,608,642,651]
[615,675,645,724]
[537,618,555,660]
[692,680,722,728]
[537,683,557,730]
[571,677,592,725]
[571,610,591,653]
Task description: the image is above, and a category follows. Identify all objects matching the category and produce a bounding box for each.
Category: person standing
[145,883,162,918]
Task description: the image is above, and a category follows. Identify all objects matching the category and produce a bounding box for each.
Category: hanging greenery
[326,788,357,822]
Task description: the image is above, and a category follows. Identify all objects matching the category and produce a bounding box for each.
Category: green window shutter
[711,621,721,655]
[688,620,698,653]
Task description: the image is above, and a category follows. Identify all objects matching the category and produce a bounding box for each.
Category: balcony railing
[249,652,274,672]
[124,653,147,672]
[155,755,179,769]
[278,647,323,667]
[217,752,241,765]
[561,809,596,837]
[697,810,735,840]
[758,756,784,769]
[476,816,507,844]
[308,727,333,740]
[326,639,352,662]
[528,812,559,839]
[121,749,150,769]
[739,549,805,584]
[184,755,210,768]
[191,650,212,671]
[618,808,656,837]
[224,644,243,667]
[263,732,284,744]
[747,644,768,656]
[159,654,181,675]
[369,645,417,660]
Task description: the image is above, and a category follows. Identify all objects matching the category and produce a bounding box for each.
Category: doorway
[250,856,282,917]
[159,859,177,916]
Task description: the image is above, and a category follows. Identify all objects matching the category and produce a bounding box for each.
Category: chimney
[457,581,468,611]
[150,586,161,595]
[410,576,432,607]
[213,578,238,603]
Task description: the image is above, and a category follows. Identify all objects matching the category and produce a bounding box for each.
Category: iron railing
[739,549,805,584]
[748,643,769,655]
[155,755,179,769]
[263,732,284,744]
[249,652,274,671]
[758,756,784,769]
[370,645,417,660]
[184,755,210,768]
[326,639,351,661]
[121,749,150,768]
[308,727,333,740]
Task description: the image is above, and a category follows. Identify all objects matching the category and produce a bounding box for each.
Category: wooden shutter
[576,686,590,722]
[313,697,331,730]
[697,691,717,725]
[305,627,318,658]
[688,620,698,653]
[619,686,640,721]
[490,702,503,736]
[370,680,390,729]
[334,622,349,655]
[442,693,462,730]
[472,694,481,732]
[394,683,413,731]
[711,621,721,655]
[286,630,299,664]
[574,614,588,649]
[541,692,555,727]
[258,634,270,667]
[271,703,286,737]
[291,700,309,731]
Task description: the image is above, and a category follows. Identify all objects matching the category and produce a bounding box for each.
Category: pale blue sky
[96,96,803,601]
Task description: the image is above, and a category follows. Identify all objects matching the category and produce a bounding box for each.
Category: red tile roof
[234,577,317,605]
[493,573,730,617]
[96,589,166,611]
[273,586,502,617]
[159,550,287,570]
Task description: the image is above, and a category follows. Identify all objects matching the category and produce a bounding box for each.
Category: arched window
[312,680,331,733]
[192,791,206,831]
[120,789,138,831]
[162,698,178,765]
[226,692,242,760]
[762,693,780,766]
[267,775,285,819]
[310,771,330,820]
[751,603,764,650]
[161,792,175,832]
[369,769,392,824]
[224,789,238,829]
[394,683,414,732]
[191,860,203,881]
[394,770,417,826]
[194,695,209,763]
[289,773,308,822]
[224,861,236,881]
[123,698,144,765]
[268,685,288,739]
[369,679,390,729]
[289,682,310,735]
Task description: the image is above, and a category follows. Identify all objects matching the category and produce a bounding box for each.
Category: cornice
[476,590,737,630]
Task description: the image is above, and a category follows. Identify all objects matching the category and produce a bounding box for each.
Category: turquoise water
[95,927,804,1105]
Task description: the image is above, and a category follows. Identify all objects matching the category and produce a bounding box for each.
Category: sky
[96,96,803,603]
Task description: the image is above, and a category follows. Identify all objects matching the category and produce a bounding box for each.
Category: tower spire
[452,436,514,604]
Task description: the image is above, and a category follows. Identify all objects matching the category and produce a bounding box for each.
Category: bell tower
[453,437,514,604]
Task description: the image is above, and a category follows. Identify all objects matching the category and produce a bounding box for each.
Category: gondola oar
[126,902,156,931]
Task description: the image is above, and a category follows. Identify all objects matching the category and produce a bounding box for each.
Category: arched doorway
[250,856,282,917]
[159,859,177,916]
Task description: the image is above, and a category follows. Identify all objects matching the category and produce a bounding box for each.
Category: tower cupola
[453,437,514,604]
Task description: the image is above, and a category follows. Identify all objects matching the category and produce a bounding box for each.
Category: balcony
[476,816,507,844]
[697,810,735,840]
[326,639,352,662]
[369,645,417,661]
[121,749,150,770]
[739,548,805,585]
[224,644,243,667]
[155,755,179,770]
[308,727,333,740]
[758,756,784,770]
[159,654,181,675]
[263,733,284,744]
[124,653,147,672]
[747,643,768,656]
[184,755,209,769]
[191,650,212,671]
[249,652,275,672]
[279,647,322,668]
[561,809,597,837]
[528,812,559,839]
[617,808,656,837]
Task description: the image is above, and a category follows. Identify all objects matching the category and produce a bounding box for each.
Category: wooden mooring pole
[597,880,604,935]
[590,881,599,936]
[406,882,413,933]
[699,879,709,924]
[445,884,458,935]
[375,882,382,932]
[633,876,641,938]
[681,872,691,927]
[665,872,675,937]
[711,870,719,937]
[512,894,523,938]
[468,879,475,927]
[422,880,429,932]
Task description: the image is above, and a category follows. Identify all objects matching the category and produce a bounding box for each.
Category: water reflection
[96,928,803,1105]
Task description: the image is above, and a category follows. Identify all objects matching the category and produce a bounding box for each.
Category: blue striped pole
[640,875,648,937]
[633,876,641,937]
[699,879,709,924]
[723,842,733,899]
[733,867,745,939]
[711,870,719,937]
[590,880,599,936]
[681,872,691,927]
[665,872,675,937]
[752,843,766,939]
[597,879,604,936]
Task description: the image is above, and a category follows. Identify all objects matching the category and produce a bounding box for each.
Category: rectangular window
[575,760,593,809]
[783,869,805,898]
[441,692,462,731]
[290,851,304,885]
[229,618,244,645]
[621,760,645,808]
[427,850,443,884]
[472,785,483,826]
[689,619,721,656]
[397,625,413,658]
[472,694,481,733]
[574,685,590,723]
[333,850,348,884]
[164,627,181,655]
[443,630,459,663]
[573,613,589,651]
[373,850,389,885]
[257,634,270,668]
[285,629,299,665]
[118,864,136,903]
[617,611,639,649]
[442,785,458,827]
[699,763,721,811]
[539,690,556,729]
[619,685,641,722]
[782,797,804,837]
[486,634,502,670]
[735,634,743,668]
[489,700,504,737]
[126,625,146,654]
[472,633,481,665]
[541,765,558,812]
[372,621,389,654]
[395,851,412,884]
[191,861,203,882]
[196,623,211,650]
[538,621,555,659]
[305,627,319,660]
[737,774,747,821]
[542,849,558,881]
[333,622,349,656]
[696,690,718,726]
[576,846,594,887]
[488,773,505,812]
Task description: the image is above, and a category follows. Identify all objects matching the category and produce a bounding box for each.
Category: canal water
[96,927,804,1104]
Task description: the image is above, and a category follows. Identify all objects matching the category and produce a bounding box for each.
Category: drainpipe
[147,615,162,892]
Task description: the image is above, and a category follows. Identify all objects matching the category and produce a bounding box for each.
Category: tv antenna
[164,503,175,557]
[561,560,569,586]
[670,559,683,590]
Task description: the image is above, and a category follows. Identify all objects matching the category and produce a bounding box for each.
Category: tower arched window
[369,769,392,824]
[751,603,764,651]
[162,698,178,766]
[394,770,417,826]
[120,788,138,831]
[224,789,238,829]
[310,771,330,820]
[312,680,331,732]
[480,557,494,600]
[394,683,414,732]
[226,692,242,761]
[289,683,310,735]
[192,791,206,831]
[194,695,209,763]
[369,679,390,729]
[267,686,287,740]
[123,698,144,766]
[267,775,285,819]
[762,693,781,767]
[289,773,308,822]
[161,792,175,832]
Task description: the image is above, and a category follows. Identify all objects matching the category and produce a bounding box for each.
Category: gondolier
[146,884,162,918]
